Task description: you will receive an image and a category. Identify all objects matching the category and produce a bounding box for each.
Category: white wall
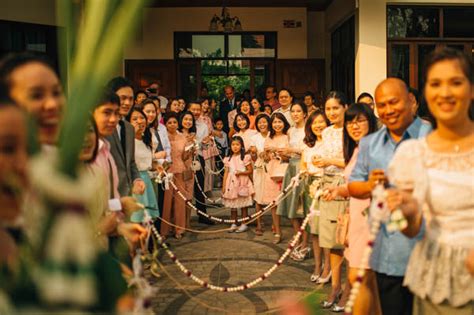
[125,7,308,60]
[307,11,325,59]
[355,0,474,98]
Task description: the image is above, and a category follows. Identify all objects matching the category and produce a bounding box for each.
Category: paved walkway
[149,202,341,315]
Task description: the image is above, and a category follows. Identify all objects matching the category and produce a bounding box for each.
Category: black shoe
[198,216,215,225]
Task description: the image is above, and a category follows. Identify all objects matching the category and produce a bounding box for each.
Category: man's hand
[368,169,387,190]
[98,212,119,235]
[132,180,145,195]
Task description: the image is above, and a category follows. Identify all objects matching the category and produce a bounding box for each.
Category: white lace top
[249,132,267,153]
[321,125,344,174]
[135,139,153,171]
[389,138,474,306]
[303,141,325,176]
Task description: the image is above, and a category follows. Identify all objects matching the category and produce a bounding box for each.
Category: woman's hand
[385,189,418,220]
[98,212,119,236]
[321,187,339,201]
[154,151,167,160]
[465,249,474,276]
[120,196,142,217]
[311,156,328,168]
[117,222,148,247]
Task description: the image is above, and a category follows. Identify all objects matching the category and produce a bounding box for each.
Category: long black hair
[228,135,246,161]
[343,103,378,164]
[178,111,196,133]
[84,116,100,164]
[135,98,159,129]
[269,112,290,138]
[126,108,153,150]
[303,110,330,148]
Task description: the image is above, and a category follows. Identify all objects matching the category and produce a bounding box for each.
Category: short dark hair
[214,117,224,124]
[279,87,294,100]
[106,76,134,93]
[263,104,273,114]
[233,113,251,132]
[187,100,201,109]
[304,91,315,100]
[303,110,329,148]
[135,90,148,99]
[178,111,196,133]
[255,113,270,133]
[0,52,56,94]
[343,103,379,164]
[163,111,179,124]
[269,112,290,138]
[266,85,277,93]
[356,92,374,103]
[96,89,120,108]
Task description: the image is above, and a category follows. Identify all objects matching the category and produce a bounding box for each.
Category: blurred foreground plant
[57,0,149,177]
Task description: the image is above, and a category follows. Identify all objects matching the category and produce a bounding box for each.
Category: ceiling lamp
[209,4,242,32]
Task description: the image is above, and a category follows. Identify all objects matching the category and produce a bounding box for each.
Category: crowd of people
[0,47,472,315]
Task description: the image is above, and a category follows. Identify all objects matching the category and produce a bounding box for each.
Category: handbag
[335,208,350,246]
[191,157,201,171]
[270,157,288,181]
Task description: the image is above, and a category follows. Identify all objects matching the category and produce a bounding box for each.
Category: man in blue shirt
[349,78,431,315]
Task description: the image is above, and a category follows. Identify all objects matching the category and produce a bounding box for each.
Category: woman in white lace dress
[388,48,474,315]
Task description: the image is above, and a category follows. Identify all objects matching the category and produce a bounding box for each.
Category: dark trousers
[194,155,207,213]
[154,183,165,231]
[376,272,413,315]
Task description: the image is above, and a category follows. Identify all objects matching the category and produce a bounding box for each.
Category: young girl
[126,108,160,223]
[222,136,254,233]
[238,100,256,129]
[234,113,258,152]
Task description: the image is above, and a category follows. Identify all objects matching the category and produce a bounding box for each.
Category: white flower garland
[344,184,408,314]
[145,210,311,292]
[167,171,306,224]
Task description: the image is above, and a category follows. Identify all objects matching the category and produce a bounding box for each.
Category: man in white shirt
[273,88,294,126]
[146,81,168,112]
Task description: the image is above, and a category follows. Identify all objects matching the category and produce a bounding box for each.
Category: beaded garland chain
[344,184,408,314]
[166,171,307,224]
[145,210,311,292]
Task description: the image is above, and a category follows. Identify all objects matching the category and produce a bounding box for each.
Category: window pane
[418,44,436,88]
[388,6,439,38]
[201,60,227,75]
[228,60,250,75]
[228,34,276,57]
[389,44,410,86]
[179,63,197,101]
[202,75,250,101]
[177,34,225,58]
[443,7,474,38]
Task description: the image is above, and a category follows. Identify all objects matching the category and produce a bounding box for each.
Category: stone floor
[149,202,340,315]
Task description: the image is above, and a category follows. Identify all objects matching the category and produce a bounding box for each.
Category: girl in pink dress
[323,104,379,313]
[222,136,255,233]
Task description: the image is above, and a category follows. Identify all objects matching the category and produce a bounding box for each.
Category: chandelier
[209,4,242,32]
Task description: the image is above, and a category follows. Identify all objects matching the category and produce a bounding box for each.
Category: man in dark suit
[218,84,236,133]
[106,77,145,197]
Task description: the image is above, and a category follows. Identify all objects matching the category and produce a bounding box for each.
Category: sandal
[273,234,282,244]
[292,246,311,262]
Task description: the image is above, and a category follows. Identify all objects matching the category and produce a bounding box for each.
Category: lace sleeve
[389,139,428,205]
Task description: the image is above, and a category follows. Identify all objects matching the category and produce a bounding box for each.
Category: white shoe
[235,224,248,233]
[228,224,238,233]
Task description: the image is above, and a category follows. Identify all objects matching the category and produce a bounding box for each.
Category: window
[387,6,474,89]
[175,32,276,101]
